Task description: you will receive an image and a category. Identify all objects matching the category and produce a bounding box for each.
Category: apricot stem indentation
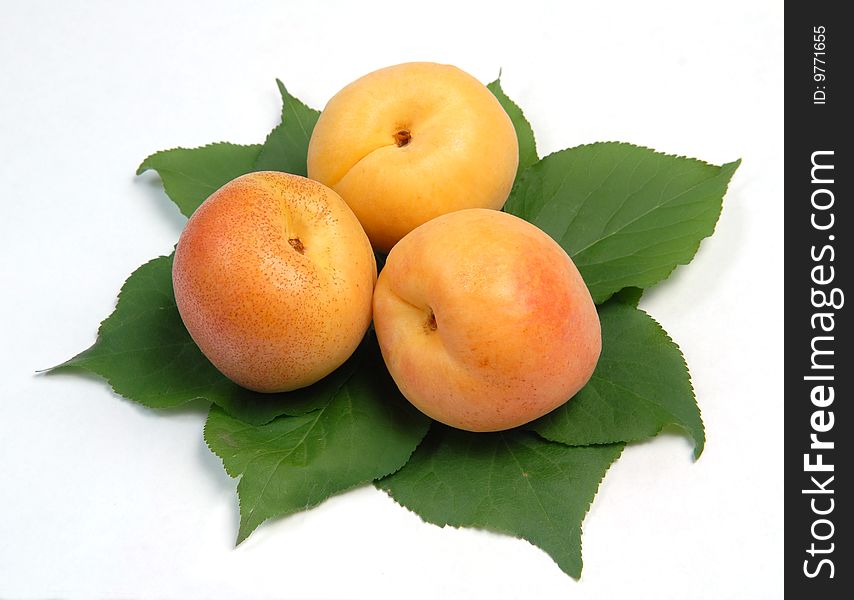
[394,129,411,147]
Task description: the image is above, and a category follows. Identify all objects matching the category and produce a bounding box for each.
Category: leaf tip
[39,346,94,376]
[36,362,67,375]
[235,528,250,547]
[692,436,706,460]
[275,78,288,98]
[721,157,743,180]
[135,154,154,176]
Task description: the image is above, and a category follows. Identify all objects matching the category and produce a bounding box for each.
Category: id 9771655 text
[813,25,827,105]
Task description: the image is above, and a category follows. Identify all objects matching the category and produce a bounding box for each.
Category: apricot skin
[172,172,376,393]
[307,62,519,253]
[372,209,601,432]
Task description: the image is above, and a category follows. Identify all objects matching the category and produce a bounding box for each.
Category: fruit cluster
[173,63,601,433]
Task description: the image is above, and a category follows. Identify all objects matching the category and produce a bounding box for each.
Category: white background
[0,1,783,598]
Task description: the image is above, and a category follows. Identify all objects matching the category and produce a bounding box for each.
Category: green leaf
[205,341,431,543]
[377,425,623,579]
[487,78,538,177]
[253,80,320,176]
[49,254,348,424]
[530,301,705,457]
[135,80,318,215]
[612,286,643,307]
[136,143,262,217]
[504,143,740,303]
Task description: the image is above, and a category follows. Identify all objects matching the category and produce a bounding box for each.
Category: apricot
[372,209,600,432]
[307,62,519,253]
[172,172,376,393]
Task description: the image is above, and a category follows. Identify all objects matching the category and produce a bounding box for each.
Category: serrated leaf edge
[531,306,706,458]
[44,254,206,410]
[376,437,625,579]
[135,141,263,176]
[513,143,740,304]
[487,76,539,162]
[203,393,431,545]
[521,141,740,174]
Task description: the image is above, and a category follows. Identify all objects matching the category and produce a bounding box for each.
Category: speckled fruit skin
[172,172,376,393]
[306,62,519,253]
[373,209,601,432]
